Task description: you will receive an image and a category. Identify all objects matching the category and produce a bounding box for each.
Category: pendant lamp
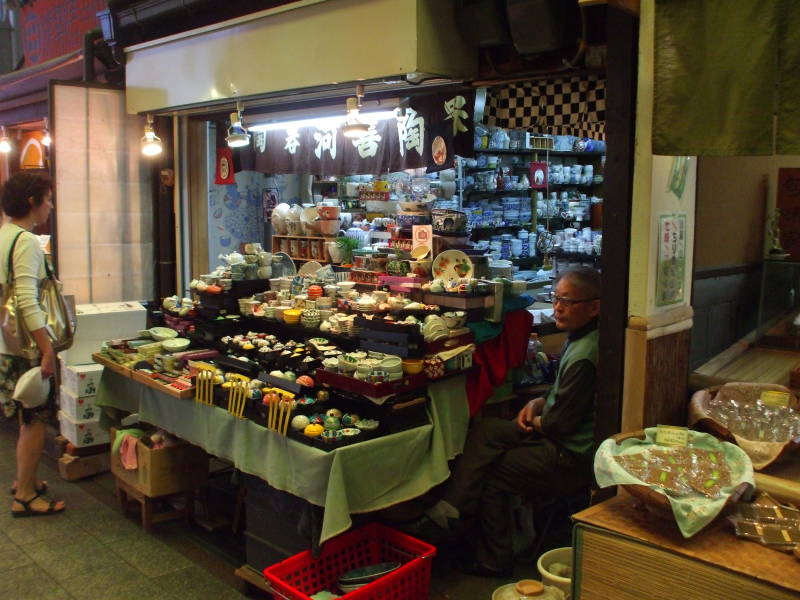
[226,101,251,148]
[141,114,163,156]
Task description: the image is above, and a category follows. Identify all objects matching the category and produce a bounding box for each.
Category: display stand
[572,496,800,600]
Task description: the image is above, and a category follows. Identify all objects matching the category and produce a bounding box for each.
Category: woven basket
[611,430,753,521]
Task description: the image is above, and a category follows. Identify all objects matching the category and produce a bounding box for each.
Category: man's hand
[515,396,545,432]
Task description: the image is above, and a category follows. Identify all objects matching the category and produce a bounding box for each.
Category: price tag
[655,425,689,447]
[760,390,791,408]
[412,225,432,251]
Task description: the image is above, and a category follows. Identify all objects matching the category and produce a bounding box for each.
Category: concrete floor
[0,424,533,599]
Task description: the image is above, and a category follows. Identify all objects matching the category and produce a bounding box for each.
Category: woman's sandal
[8,481,47,496]
[11,492,65,518]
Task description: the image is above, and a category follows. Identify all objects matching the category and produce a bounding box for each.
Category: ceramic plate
[431,250,473,281]
[271,252,297,278]
[298,260,323,276]
[338,561,401,584]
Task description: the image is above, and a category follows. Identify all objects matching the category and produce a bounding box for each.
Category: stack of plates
[338,562,401,594]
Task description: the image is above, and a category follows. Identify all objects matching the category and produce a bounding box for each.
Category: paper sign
[656,213,687,306]
[655,425,689,447]
[760,390,791,408]
[412,225,433,251]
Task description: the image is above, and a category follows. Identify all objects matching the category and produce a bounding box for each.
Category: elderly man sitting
[409,267,600,577]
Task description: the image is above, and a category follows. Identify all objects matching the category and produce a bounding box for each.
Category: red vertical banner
[776,168,800,259]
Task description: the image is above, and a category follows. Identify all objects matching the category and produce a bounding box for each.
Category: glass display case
[756,259,800,350]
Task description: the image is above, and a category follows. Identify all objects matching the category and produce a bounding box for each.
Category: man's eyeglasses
[552,295,598,307]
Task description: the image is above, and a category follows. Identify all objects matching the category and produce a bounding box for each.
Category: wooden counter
[755,453,800,506]
[572,496,799,600]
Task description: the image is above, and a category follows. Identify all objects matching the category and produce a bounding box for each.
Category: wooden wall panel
[643,329,692,427]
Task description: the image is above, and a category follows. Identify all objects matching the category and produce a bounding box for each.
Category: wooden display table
[754,453,800,506]
[572,496,800,600]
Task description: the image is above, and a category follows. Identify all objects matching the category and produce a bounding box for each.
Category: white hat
[13,367,50,409]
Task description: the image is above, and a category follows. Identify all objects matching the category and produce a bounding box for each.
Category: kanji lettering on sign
[284,129,301,154]
[444,95,469,137]
[396,108,425,158]
[254,131,267,153]
[351,126,382,158]
[313,128,337,160]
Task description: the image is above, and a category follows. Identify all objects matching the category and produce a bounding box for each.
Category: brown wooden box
[110,428,208,497]
[58,452,110,481]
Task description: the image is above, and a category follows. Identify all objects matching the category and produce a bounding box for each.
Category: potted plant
[332,236,360,265]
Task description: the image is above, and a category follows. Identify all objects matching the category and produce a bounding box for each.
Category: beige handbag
[1,231,76,360]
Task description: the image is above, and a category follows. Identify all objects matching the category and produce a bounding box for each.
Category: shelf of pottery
[271,203,343,264]
[457,129,605,262]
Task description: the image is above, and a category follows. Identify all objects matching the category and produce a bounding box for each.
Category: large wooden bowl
[611,430,754,522]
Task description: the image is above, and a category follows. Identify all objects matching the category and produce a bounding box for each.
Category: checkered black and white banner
[484,74,606,140]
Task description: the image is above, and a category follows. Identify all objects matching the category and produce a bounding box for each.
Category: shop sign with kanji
[252,91,475,176]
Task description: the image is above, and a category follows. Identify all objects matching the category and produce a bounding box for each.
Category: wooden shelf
[272,234,338,240]
[473,147,605,158]
[289,256,330,262]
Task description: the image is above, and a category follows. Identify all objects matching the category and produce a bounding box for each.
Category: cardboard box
[58,410,109,448]
[110,428,208,497]
[58,452,110,481]
[58,386,98,421]
[61,301,146,365]
[60,362,104,399]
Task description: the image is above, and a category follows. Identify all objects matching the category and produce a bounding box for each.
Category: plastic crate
[263,522,436,600]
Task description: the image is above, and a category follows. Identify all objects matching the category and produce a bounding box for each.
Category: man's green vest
[543,328,598,454]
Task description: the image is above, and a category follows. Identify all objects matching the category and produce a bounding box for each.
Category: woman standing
[0,172,65,516]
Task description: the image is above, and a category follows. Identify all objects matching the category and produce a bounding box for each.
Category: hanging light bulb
[342,84,369,139]
[226,101,251,148]
[0,126,11,153]
[41,117,51,147]
[141,114,163,156]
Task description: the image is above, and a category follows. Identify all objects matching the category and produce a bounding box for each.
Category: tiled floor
[0,426,535,599]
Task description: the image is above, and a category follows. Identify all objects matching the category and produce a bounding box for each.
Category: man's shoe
[455,557,514,579]
[401,514,461,545]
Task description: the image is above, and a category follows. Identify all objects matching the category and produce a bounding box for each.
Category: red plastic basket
[263,522,436,600]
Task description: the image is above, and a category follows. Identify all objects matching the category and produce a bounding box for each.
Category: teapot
[218,251,244,265]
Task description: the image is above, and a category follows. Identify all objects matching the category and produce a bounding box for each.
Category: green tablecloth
[96,369,469,544]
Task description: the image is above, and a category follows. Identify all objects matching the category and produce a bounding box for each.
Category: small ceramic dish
[355,419,379,431]
[340,428,361,437]
[320,430,343,443]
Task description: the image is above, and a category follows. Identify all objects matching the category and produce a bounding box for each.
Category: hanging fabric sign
[215,147,236,184]
[252,90,475,176]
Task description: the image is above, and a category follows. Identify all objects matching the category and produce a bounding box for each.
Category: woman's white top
[0,223,47,356]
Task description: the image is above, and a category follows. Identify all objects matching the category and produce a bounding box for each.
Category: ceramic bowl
[442,311,467,329]
[162,337,190,352]
[338,281,357,293]
[431,209,467,234]
[338,355,358,373]
[149,327,178,341]
[402,358,424,374]
[283,309,302,322]
[340,428,361,437]
[380,356,402,370]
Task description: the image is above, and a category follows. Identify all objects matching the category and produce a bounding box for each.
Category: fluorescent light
[249,110,396,133]
[141,114,162,156]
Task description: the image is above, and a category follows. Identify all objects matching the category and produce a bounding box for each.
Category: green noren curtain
[654,0,800,156]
